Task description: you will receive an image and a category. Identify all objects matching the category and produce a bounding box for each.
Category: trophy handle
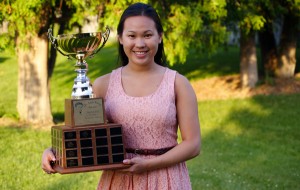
[89,26,110,58]
[48,28,72,59]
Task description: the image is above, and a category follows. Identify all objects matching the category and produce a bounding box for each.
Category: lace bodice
[105,67,178,149]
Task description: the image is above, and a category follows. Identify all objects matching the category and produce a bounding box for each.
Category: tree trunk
[276,14,298,78]
[258,23,278,77]
[17,34,53,126]
[240,30,258,88]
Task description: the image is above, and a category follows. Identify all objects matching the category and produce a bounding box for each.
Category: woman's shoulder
[173,71,196,99]
[94,73,111,84]
[174,71,189,86]
[92,73,112,98]
[164,67,189,88]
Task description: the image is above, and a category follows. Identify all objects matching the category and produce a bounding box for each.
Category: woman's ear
[118,35,123,45]
[159,33,163,44]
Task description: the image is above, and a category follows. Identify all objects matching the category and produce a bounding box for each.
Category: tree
[275,0,299,78]
[1,1,54,125]
[226,0,266,88]
[0,0,102,126]
[257,1,279,78]
[258,0,300,78]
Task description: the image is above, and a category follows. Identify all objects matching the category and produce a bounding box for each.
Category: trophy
[48,27,128,174]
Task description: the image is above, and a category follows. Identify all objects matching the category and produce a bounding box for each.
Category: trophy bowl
[56,32,102,60]
[48,26,110,62]
[48,27,110,99]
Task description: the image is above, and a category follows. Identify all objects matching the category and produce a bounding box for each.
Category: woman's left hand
[120,157,149,174]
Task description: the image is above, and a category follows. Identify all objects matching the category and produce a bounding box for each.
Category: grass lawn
[0,52,18,118]
[192,94,300,189]
[1,45,300,189]
[1,94,299,189]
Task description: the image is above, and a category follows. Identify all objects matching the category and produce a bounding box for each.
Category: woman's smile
[133,50,148,57]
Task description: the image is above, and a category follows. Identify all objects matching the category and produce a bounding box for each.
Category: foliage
[0,0,299,65]
[0,0,106,50]
[226,0,266,35]
[66,0,106,30]
[226,0,300,35]
[0,0,51,48]
[102,0,228,65]
[163,3,203,65]
[0,0,226,65]
[0,34,14,52]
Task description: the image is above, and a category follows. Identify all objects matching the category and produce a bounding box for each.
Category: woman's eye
[128,35,135,38]
[145,34,152,38]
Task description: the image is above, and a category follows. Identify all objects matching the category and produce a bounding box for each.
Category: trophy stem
[72,67,93,99]
[76,53,87,69]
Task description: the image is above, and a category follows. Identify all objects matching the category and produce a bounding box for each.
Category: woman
[42,3,201,190]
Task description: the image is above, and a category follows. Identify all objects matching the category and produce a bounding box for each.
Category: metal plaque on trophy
[48,27,128,174]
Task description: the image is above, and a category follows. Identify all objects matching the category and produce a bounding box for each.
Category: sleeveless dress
[97,67,192,190]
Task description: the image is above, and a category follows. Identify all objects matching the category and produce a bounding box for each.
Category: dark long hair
[117,2,166,66]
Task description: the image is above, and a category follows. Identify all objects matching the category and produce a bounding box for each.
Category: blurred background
[0,0,299,189]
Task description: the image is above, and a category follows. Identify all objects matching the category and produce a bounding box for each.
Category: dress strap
[105,67,122,100]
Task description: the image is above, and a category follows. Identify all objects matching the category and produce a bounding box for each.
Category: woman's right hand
[41,147,57,174]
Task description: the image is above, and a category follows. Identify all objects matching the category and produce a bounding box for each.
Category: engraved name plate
[65,98,105,127]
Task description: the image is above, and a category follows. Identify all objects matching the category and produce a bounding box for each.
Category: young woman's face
[119,16,162,66]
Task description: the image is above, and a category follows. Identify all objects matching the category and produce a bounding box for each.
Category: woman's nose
[135,37,145,47]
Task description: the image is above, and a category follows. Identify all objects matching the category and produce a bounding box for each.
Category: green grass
[0,126,100,190]
[171,47,241,80]
[0,52,18,118]
[1,45,300,189]
[191,94,300,189]
[0,94,299,189]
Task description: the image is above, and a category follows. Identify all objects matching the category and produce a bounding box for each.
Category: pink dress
[97,67,192,190]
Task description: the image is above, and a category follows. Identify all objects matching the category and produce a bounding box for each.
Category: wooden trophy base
[51,123,129,174]
[53,163,128,174]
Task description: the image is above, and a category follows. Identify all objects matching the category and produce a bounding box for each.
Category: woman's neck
[123,62,162,75]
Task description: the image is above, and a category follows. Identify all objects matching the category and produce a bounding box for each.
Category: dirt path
[191,74,300,101]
